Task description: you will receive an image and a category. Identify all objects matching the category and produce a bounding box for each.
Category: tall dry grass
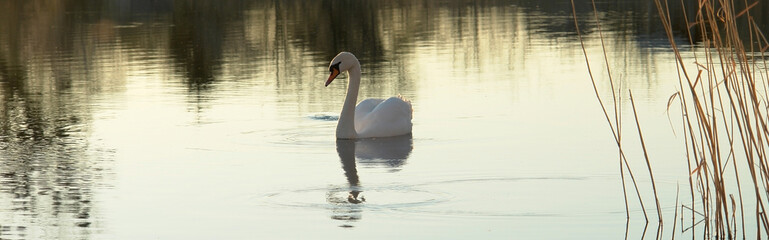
[572,0,769,238]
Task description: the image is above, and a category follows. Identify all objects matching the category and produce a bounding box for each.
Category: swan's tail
[397,94,413,119]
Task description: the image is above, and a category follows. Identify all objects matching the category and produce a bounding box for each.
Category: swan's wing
[356,98,385,116]
[355,98,384,130]
[356,97,413,138]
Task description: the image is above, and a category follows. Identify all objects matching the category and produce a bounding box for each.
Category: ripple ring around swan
[259,176,597,218]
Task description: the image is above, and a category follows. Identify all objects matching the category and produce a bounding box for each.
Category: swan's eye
[329,62,341,72]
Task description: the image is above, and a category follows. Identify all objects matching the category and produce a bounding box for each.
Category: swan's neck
[337,65,361,139]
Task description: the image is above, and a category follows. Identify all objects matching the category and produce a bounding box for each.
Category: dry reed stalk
[630,91,665,222]
[652,0,769,238]
[574,0,769,237]
[674,185,680,240]
[569,0,651,222]
[671,1,700,235]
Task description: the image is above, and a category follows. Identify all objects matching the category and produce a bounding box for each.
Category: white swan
[325,52,412,139]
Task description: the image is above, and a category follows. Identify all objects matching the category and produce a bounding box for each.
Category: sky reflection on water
[0,0,760,239]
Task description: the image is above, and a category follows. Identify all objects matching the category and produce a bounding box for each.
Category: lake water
[0,0,751,239]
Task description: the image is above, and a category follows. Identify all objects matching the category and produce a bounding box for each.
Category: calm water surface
[0,0,732,239]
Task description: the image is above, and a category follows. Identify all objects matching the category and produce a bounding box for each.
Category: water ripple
[261,184,451,210]
[308,113,339,121]
[259,175,601,219]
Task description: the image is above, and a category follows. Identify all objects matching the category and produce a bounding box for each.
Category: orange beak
[326,68,340,87]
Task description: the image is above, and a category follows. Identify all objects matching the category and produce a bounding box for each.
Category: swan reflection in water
[328,135,413,226]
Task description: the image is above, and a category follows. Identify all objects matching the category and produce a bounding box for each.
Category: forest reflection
[2,0,756,101]
[0,0,767,238]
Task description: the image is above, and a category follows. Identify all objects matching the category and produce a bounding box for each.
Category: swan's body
[326,52,412,139]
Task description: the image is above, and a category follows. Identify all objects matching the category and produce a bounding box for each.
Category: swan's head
[326,52,358,87]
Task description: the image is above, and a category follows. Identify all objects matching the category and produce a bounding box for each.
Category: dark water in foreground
[1,0,765,239]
